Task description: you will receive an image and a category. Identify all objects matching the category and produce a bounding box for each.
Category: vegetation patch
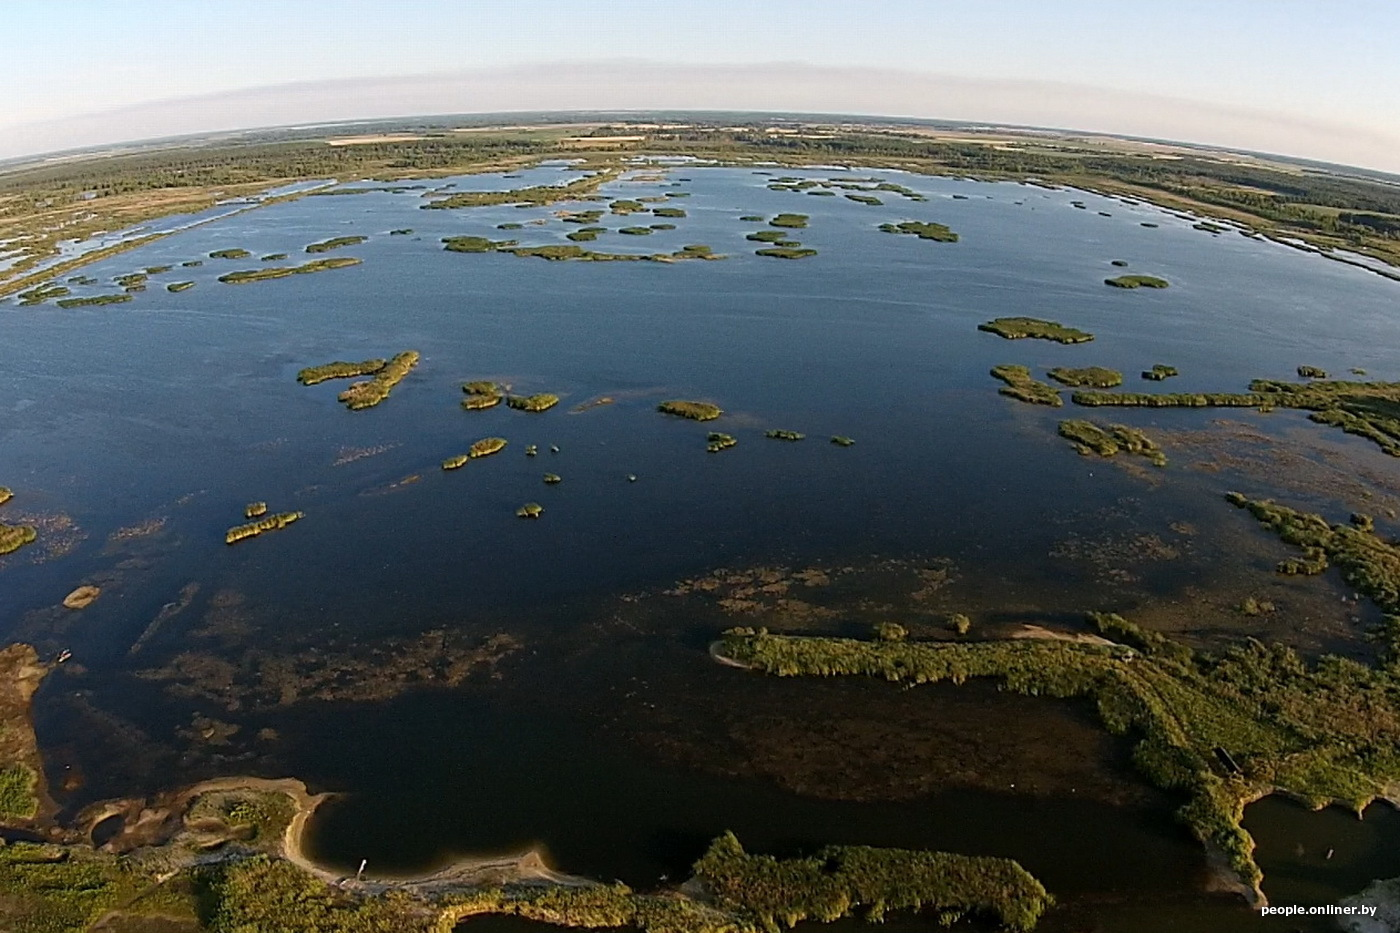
[651,207,686,218]
[17,283,69,305]
[209,248,252,260]
[297,358,387,385]
[516,502,544,519]
[618,226,653,235]
[831,435,856,447]
[0,764,38,818]
[609,199,646,214]
[261,253,288,261]
[218,256,361,283]
[707,433,737,453]
[991,365,1062,407]
[1298,366,1329,379]
[845,194,883,206]
[659,400,722,421]
[878,220,959,242]
[1105,275,1170,288]
[764,430,805,441]
[166,280,195,292]
[769,213,809,229]
[305,235,368,253]
[442,454,469,471]
[225,511,303,545]
[746,230,787,243]
[756,247,818,259]
[335,350,419,410]
[1142,364,1178,381]
[978,317,1093,344]
[1047,367,1123,388]
[244,502,268,519]
[1058,419,1166,466]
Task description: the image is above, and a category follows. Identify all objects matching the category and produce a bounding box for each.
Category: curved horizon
[4,60,1399,176]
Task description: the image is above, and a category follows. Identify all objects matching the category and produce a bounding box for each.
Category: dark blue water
[4,162,1399,931]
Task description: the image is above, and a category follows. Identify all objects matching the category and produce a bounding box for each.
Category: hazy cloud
[5,60,1396,172]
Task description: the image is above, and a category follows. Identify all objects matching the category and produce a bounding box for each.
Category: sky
[3,0,1398,172]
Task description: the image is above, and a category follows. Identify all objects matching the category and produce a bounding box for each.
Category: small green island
[769,213,809,229]
[225,510,304,544]
[469,437,508,458]
[706,432,737,452]
[462,381,505,409]
[764,430,805,441]
[1047,366,1123,388]
[878,221,959,242]
[209,248,252,260]
[166,281,195,292]
[297,358,387,385]
[506,393,560,412]
[978,317,1094,344]
[56,294,132,308]
[659,400,723,421]
[756,246,818,259]
[1105,275,1170,288]
[305,235,368,253]
[335,350,419,410]
[218,256,361,283]
[1142,364,1179,381]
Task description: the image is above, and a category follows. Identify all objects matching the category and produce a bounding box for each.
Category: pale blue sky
[4,0,1398,169]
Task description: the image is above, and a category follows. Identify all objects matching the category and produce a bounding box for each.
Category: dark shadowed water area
[4,161,1400,931]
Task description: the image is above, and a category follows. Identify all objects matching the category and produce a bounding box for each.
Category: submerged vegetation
[991,366,1063,407]
[1047,367,1123,388]
[296,358,387,385]
[225,511,303,544]
[1057,419,1167,466]
[335,350,419,410]
[979,317,1094,344]
[659,400,722,421]
[1225,493,1400,612]
[877,220,959,242]
[1105,275,1170,289]
[218,256,361,283]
